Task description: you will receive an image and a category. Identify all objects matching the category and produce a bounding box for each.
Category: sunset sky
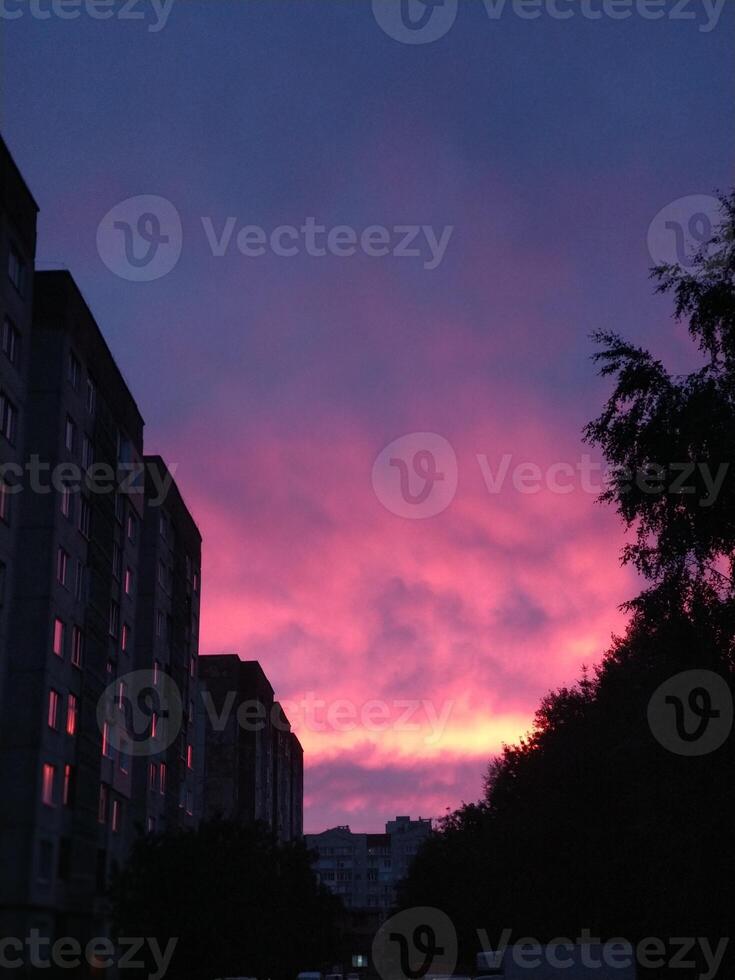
[5,0,734,832]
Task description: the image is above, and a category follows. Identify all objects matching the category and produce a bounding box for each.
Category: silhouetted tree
[399,194,735,977]
[111,820,342,980]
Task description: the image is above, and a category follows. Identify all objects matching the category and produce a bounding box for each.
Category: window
[159,513,168,540]
[119,740,129,775]
[126,512,136,543]
[53,618,65,657]
[112,542,122,580]
[60,486,72,519]
[115,492,124,523]
[156,610,164,638]
[70,626,82,670]
[102,722,114,759]
[82,435,94,469]
[38,840,54,884]
[151,712,159,740]
[157,560,166,589]
[0,392,17,444]
[64,415,76,452]
[193,569,200,593]
[0,561,5,607]
[0,479,10,523]
[78,497,91,538]
[8,243,26,295]
[159,763,166,795]
[63,765,75,807]
[2,317,19,365]
[124,567,133,596]
[48,689,60,730]
[121,622,130,652]
[117,679,127,710]
[111,799,121,833]
[68,351,80,390]
[153,660,160,686]
[86,377,96,415]
[185,790,193,817]
[108,601,119,638]
[74,562,86,602]
[42,763,56,806]
[66,694,78,736]
[147,816,155,834]
[56,547,69,586]
[98,784,108,824]
[187,744,193,770]
[58,838,72,881]
[148,763,158,790]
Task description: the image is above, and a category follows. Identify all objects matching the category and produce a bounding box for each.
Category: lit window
[98,784,108,824]
[153,660,160,686]
[2,317,19,365]
[53,618,65,657]
[121,623,130,652]
[71,625,83,667]
[64,415,76,452]
[151,712,159,739]
[63,764,75,806]
[102,721,114,760]
[148,763,158,790]
[48,689,60,729]
[187,745,193,770]
[117,680,127,709]
[124,567,133,596]
[111,799,121,833]
[159,763,166,795]
[66,694,78,736]
[57,547,69,586]
[0,392,17,444]
[126,512,136,543]
[42,764,56,807]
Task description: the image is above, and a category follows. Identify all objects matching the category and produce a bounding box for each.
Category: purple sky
[4,0,734,832]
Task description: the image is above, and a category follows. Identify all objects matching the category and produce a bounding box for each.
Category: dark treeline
[398,194,735,976]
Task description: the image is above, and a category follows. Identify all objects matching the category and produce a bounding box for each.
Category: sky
[2,0,734,832]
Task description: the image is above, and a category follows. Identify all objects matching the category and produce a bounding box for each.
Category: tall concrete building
[199,654,304,841]
[0,134,38,709]
[133,455,202,835]
[306,816,432,912]
[0,139,203,948]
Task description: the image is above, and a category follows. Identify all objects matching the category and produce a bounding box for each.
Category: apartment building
[199,654,304,841]
[306,816,432,912]
[0,140,203,947]
[133,455,202,835]
[0,134,38,709]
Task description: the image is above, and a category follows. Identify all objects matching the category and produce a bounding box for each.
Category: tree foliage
[111,820,341,980]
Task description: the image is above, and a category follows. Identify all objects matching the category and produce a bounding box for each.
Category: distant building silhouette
[306,816,432,911]
[199,654,304,841]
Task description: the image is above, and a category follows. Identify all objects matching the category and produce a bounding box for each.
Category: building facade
[199,654,304,841]
[0,136,203,950]
[306,816,432,912]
